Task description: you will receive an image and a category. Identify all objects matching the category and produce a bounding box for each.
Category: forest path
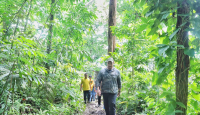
[83,100,105,115]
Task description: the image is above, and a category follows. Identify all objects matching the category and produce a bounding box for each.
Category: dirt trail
[83,100,106,115]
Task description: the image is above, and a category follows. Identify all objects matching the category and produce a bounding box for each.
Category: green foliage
[1,0,200,114]
[0,0,97,114]
[113,0,200,114]
[116,72,156,114]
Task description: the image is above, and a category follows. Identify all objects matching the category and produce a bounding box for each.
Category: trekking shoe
[95,104,101,108]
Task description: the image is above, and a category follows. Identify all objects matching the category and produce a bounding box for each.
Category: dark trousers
[98,95,101,105]
[103,93,117,115]
[83,90,90,104]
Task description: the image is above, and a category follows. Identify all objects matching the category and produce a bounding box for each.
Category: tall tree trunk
[46,0,55,75]
[131,40,134,77]
[11,16,20,50]
[2,19,7,41]
[108,0,117,56]
[176,1,190,115]
[24,0,32,32]
[131,56,134,77]
[2,2,7,41]
[3,0,27,41]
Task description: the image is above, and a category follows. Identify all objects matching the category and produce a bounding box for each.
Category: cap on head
[89,75,92,78]
[107,58,114,63]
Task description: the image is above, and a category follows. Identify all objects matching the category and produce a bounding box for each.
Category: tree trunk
[132,56,134,77]
[176,1,190,115]
[2,19,7,41]
[3,0,27,41]
[46,0,55,74]
[2,2,7,41]
[11,16,20,50]
[108,0,117,56]
[24,0,32,32]
[2,0,7,41]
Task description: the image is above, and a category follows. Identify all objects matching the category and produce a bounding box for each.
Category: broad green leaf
[170,41,177,44]
[139,0,146,7]
[28,76,32,81]
[158,46,169,56]
[157,44,167,47]
[142,6,150,16]
[19,57,31,65]
[0,73,9,80]
[166,103,176,115]
[148,102,155,109]
[180,22,187,27]
[158,67,165,73]
[191,83,200,92]
[166,47,173,57]
[161,13,169,21]
[37,77,42,85]
[176,102,186,109]
[166,111,174,115]
[169,28,180,40]
[151,34,158,40]
[140,17,148,23]
[17,38,23,43]
[152,71,158,85]
[28,51,31,57]
[146,11,153,17]
[184,48,195,57]
[63,93,70,102]
[33,76,38,84]
[163,37,169,44]
[160,91,174,98]
[136,24,147,32]
[148,27,157,36]
[192,100,198,110]
[172,44,184,48]
[156,76,164,85]
[175,110,184,113]
[192,94,200,101]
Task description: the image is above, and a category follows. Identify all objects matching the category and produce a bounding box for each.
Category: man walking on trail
[95,58,121,115]
[89,75,96,102]
[80,73,91,104]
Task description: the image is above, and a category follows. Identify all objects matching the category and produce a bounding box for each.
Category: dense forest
[0,0,200,115]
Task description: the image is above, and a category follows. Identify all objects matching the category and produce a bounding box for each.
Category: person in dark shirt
[95,58,121,115]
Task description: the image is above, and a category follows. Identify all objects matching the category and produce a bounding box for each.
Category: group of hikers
[80,58,121,115]
[80,73,102,106]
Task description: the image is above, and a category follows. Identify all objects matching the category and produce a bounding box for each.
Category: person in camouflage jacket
[95,58,121,115]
